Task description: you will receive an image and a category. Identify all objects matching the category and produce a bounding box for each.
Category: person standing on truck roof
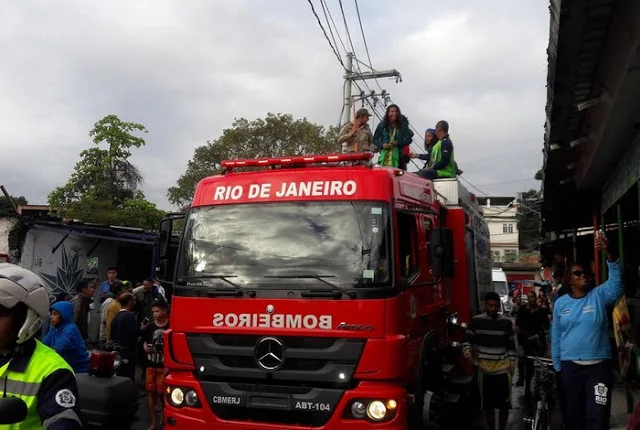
[373,104,413,170]
[411,120,457,180]
[338,108,373,155]
[463,291,516,430]
[552,234,621,430]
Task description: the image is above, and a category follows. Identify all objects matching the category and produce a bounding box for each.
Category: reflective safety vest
[0,340,74,429]
[430,139,457,178]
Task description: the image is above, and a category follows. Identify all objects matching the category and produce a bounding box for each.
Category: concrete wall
[19,228,119,341]
[19,228,118,294]
[0,218,18,256]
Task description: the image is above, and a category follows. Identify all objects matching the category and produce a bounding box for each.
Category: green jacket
[373,117,414,152]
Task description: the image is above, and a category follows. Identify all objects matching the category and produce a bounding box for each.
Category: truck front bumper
[163,378,408,430]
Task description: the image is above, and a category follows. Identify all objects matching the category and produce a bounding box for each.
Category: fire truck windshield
[176,201,391,290]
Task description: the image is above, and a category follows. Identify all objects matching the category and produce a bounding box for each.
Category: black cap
[355,108,372,118]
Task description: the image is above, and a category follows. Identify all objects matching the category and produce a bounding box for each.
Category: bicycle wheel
[534,404,549,430]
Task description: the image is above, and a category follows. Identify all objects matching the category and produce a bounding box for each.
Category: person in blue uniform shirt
[552,233,622,430]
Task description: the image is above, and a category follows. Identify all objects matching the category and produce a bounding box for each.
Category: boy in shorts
[462,292,516,430]
[142,299,170,430]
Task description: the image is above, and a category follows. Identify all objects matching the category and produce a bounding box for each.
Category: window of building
[504,249,518,257]
[502,223,514,234]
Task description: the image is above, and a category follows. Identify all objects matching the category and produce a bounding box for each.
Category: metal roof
[541,0,631,233]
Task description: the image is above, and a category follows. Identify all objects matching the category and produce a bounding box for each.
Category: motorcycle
[77,342,139,429]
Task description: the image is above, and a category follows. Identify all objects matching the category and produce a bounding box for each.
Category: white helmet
[0,263,50,344]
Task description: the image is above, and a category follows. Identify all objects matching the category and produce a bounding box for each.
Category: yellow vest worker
[0,264,83,429]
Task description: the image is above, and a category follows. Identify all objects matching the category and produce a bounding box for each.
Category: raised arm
[594,234,623,305]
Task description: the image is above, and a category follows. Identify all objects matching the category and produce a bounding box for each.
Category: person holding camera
[552,233,621,430]
[141,299,169,430]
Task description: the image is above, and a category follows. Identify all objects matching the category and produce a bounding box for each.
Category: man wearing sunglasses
[552,233,621,430]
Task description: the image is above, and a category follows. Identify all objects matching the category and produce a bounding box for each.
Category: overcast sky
[0,0,548,209]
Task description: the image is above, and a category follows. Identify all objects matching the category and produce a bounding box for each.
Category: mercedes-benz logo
[255,337,285,371]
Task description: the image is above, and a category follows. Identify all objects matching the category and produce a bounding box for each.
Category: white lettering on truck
[212,180,357,201]
[212,313,333,330]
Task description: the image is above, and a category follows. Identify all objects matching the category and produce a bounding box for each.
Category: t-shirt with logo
[142,321,169,368]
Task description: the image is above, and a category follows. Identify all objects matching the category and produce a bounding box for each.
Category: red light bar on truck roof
[221,152,373,170]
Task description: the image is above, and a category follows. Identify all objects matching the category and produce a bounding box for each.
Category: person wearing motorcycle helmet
[0,263,83,429]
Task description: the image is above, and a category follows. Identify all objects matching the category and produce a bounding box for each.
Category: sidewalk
[611,379,631,430]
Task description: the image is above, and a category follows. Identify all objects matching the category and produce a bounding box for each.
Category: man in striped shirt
[463,291,516,430]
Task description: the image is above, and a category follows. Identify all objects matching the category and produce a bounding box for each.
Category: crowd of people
[39,266,169,429]
[463,234,622,430]
[337,104,459,179]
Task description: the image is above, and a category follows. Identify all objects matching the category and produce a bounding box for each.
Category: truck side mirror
[158,218,173,259]
[429,228,454,278]
[156,214,185,282]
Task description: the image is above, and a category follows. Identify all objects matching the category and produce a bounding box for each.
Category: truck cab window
[176,202,392,290]
[397,212,419,278]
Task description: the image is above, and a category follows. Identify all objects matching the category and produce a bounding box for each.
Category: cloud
[0,0,549,208]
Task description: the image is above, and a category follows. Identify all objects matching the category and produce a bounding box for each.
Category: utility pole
[340,51,402,127]
[341,53,354,127]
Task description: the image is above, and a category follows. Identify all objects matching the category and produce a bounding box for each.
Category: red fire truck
[157,152,492,429]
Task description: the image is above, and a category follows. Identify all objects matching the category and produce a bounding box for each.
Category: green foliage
[48,114,147,206]
[48,114,163,230]
[167,113,339,209]
[534,169,544,181]
[517,189,542,252]
[0,195,27,217]
[62,193,163,231]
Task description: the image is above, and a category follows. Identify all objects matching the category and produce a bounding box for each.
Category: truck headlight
[351,401,366,418]
[366,400,387,421]
[185,390,199,407]
[166,386,201,408]
[170,387,184,406]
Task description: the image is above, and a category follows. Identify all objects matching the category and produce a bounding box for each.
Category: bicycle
[522,355,555,430]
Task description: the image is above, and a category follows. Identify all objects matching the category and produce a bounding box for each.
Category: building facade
[478,197,519,263]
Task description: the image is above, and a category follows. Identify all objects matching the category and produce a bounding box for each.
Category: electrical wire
[458,176,490,197]
[306,0,344,68]
[321,0,348,54]
[354,0,383,92]
[338,0,358,64]
[475,177,539,187]
[319,0,342,62]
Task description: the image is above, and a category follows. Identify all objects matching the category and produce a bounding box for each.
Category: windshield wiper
[177,275,256,298]
[264,275,356,299]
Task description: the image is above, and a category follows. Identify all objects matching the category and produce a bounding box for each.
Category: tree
[167,113,339,209]
[48,115,164,230]
[516,189,542,252]
[0,195,27,217]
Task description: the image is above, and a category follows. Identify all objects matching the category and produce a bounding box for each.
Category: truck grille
[186,334,365,426]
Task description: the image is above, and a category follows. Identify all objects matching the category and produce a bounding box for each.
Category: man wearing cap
[337,108,374,154]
